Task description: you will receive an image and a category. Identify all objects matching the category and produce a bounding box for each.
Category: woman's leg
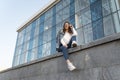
[60,46,69,60]
[67,36,77,48]
[60,36,77,60]
[71,36,77,47]
[60,43,76,71]
[71,36,76,41]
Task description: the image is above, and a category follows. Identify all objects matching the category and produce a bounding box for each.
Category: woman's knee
[71,36,76,41]
[60,46,67,50]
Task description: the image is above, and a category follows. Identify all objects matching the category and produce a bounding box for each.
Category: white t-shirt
[61,27,77,46]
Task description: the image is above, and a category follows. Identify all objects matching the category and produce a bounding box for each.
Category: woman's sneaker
[72,41,77,47]
[67,62,76,71]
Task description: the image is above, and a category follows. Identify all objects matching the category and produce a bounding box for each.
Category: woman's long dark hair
[63,21,73,34]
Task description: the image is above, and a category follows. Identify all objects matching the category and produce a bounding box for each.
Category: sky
[0,0,51,71]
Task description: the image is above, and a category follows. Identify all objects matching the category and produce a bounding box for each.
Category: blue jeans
[60,36,76,60]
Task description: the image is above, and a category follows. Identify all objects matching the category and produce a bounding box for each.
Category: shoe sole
[69,67,76,71]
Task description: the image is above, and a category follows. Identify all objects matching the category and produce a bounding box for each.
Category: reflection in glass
[113,13,120,33]
[103,15,115,36]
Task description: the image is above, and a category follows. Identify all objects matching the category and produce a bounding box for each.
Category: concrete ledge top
[0,33,120,73]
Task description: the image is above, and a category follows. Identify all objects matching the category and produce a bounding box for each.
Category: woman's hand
[69,24,73,29]
[63,44,68,48]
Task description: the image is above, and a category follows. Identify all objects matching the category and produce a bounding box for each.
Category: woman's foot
[72,41,77,47]
[67,62,76,71]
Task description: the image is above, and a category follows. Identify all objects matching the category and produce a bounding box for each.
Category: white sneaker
[72,41,77,47]
[67,62,76,71]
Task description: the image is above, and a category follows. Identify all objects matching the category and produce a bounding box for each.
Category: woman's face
[65,23,69,30]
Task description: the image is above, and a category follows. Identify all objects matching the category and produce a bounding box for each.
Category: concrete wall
[0,33,120,80]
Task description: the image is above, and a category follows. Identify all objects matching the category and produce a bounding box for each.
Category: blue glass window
[14,55,20,66]
[45,8,53,20]
[51,6,56,54]
[70,0,74,3]
[44,17,52,31]
[56,23,63,37]
[83,23,93,43]
[26,21,36,61]
[76,27,85,45]
[69,15,75,27]
[19,28,26,64]
[31,48,38,60]
[39,23,44,34]
[89,0,97,4]
[51,27,56,54]
[31,21,36,39]
[77,7,91,27]
[38,45,43,58]
[69,0,75,27]
[113,12,120,33]
[26,25,32,33]
[75,0,90,13]
[62,0,70,7]
[27,50,32,61]
[34,19,40,37]
[32,36,38,48]
[92,19,104,40]
[43,29,52,44]
[56,10,63,24]
[103,15,115,36]
[40,14,45,24]
[115,0,120,10]
[102,0,111,17]
[56,1,63,12]
[38,33,43,46]
[90,0,102,22]
[70,1,75,16]
[63,5,70,20]
[90,0,104,40]
[37,14,45,58]
[109,0,117,12]
[42,42,51,57]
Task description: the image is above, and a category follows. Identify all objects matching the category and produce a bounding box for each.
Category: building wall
[1,33,120,80]
[12,0,120,66]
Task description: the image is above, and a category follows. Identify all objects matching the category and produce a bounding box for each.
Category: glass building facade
[12,0,120,66]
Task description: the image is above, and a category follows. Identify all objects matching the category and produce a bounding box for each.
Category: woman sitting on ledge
[57,21,78,71]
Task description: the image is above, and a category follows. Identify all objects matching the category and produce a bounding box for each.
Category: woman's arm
[71,26,78,36]
[61,38,68,48]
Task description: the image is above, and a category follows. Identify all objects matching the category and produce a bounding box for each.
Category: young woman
[60,21,78,71]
